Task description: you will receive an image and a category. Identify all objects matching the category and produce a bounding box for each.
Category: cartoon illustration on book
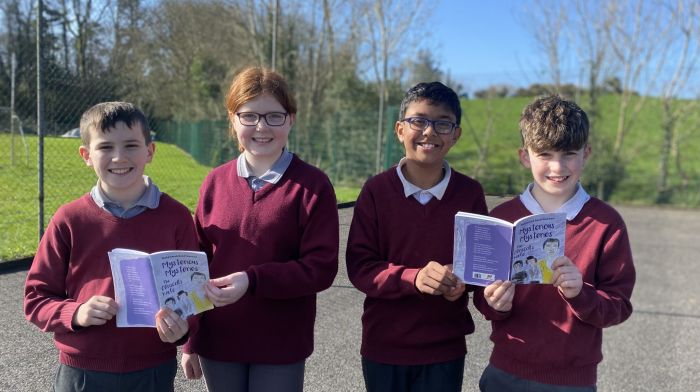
[452,212,566,286]
[109,248,214,327]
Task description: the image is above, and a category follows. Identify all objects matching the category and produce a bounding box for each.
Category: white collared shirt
[395,158,452,205]
[90,175,161,218]
[519,182,591,221]
[237,149,293,191]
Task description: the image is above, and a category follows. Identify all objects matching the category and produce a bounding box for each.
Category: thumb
[209,275,232,287]
[551,256,571,269]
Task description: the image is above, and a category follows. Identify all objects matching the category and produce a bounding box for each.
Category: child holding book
[475,95,636,391]
[346,81,510,392]
[180,67,339,391]
[24,102,198,391]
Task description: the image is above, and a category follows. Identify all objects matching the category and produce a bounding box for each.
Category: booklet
[108,248,214,327]
[452,212,566,287]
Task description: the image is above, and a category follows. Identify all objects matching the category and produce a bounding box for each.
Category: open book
[108,248,214,327]
[452,212,566,287]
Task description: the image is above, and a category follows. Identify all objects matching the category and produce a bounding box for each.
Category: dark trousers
[54,358,177,392]
[361,356,465,392]
[479,364,597,392]
[199,356,305,392]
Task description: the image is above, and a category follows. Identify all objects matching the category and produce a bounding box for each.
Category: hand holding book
[550,256,583,298]
[483,280,514,312]
[155,307,188,343]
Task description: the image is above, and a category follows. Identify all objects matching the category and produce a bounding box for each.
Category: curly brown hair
[519,95,588,152]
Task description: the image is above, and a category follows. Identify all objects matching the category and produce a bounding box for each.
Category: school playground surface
[1,196,699,391]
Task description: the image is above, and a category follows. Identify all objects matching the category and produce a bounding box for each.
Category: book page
[108,252,160,327]
[454,213,514,287]
[511,212,566,284]
[148,251,214,318]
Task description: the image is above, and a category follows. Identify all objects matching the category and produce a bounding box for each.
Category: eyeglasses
[401,117,457,135]
[236,112,289,126]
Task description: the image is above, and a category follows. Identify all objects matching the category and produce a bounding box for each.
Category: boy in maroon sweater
[475,95,636,391]
[346,82,509,392]
[24,102,197,391]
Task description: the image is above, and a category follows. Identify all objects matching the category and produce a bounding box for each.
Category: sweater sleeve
[345,185,422,299]
[23,214,82,334]
[246,177,339,299]
[563,220,635,328]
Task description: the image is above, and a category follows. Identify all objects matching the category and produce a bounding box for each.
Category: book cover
[452,212,566,287]
[109,248,214,327]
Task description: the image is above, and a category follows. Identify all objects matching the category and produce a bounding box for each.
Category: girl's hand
[181,352,203,379]
[206,272,249,307]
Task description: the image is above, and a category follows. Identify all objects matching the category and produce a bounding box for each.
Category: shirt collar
[236,148,293,185]
[395,158,452,201]
[91,175,161,211]
[519,182,590,221]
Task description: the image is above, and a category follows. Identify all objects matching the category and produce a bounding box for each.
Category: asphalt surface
[2,197,699,391]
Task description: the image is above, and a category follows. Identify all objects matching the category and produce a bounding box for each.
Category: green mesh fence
[154,106,404,185]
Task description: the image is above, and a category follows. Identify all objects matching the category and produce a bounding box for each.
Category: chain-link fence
[3,2,700,262]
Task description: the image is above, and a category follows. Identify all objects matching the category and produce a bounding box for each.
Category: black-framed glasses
[401,117,457,134]
[236,112,289,126]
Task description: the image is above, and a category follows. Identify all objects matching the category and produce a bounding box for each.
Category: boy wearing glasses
[347,82,509,391]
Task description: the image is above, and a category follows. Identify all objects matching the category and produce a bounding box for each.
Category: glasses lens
[408,118,429,130]
[266,113,287,126]
[239,113,259,125]
[434,121,454,134]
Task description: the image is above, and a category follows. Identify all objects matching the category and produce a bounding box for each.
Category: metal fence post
[36,0,45,240]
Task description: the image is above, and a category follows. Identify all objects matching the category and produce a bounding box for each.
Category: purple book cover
[463,223,513,286]
[118,258,159,327]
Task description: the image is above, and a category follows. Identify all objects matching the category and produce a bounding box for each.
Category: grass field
[3,94,699,261]
[0,135,360,261]
[452,95,700,206]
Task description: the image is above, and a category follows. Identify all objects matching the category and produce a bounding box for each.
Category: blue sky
[430,1,547,93]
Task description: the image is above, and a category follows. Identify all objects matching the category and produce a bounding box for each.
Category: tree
[654,0,700,203]
[360,0,426,173]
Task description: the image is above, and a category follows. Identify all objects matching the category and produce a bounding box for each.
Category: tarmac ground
[1,197,699,391]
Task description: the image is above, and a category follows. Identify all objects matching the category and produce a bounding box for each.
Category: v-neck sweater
[24,193,199,372]
[474,197,635,386]
[346,167,488,365]
[186,154,339,364]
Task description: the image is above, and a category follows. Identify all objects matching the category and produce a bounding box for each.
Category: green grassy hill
[2,94,698,261]
[0,135,358,261]
[451,95,700,206]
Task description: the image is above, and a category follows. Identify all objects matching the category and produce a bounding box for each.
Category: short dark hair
[519,95,588,152]
[513,260,523,266]
[79,101,150,146]
[178,290,188,296]
[543,238,561,248]
[399,82,462,126]
[165,297,176,304]
[191,272,206,281]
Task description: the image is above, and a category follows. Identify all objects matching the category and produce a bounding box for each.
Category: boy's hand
[181,352,203,379]
[72,295,118,328]
[155,307,188,343]
[443,264,466,301]
[483,280,514,312]
[443,283,466,301]
[551,256,583,298]
[206,272,249,307]
[415,261,459,296]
